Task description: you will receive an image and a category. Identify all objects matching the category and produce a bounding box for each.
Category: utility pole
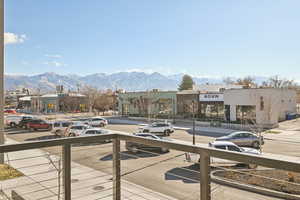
[0,0,4,164]
[147,90,150,123]
[192,100,196,145]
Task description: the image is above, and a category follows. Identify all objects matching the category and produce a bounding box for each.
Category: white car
[68,124,91,136]
[5,115,33,128]
[76,117,108,127]
[51,121,73,136]
[139,122,174,136]
[76,128,111,142]
[186,141,260,169]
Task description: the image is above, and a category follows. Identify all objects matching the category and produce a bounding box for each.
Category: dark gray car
[215,131,264,148]
[125,133,169,153]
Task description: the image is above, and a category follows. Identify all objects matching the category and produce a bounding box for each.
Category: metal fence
[0,132,300,200]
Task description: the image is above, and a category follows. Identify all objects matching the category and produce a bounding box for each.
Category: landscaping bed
[0,164,23,181]
[214,169,300,195]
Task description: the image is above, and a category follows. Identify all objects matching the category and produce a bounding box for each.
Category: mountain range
[4,72,268,93]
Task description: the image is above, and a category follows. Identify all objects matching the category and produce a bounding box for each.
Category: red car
[4,109,17,114]
[27,119,52,131]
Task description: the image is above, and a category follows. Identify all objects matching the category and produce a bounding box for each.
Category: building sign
[199,93,224,102]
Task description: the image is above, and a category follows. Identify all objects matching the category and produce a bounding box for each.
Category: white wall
[224,89,297,127]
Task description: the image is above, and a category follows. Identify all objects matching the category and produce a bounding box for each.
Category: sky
[4,0,300,80]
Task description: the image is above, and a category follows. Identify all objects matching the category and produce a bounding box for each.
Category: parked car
[4,109,17,114]
[75,117,108,127]
[209,141,260,168]
[125,133,170,153]
[27,119,52,131]
[138,122,174,136]
[5,115,33,128]
[78,128,109,136]
[18,117,37,129]
[68,124,91,136]
[215,131,264,148]
[51,121,73,136]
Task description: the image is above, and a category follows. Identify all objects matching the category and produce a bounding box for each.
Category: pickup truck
[5,115,33,128]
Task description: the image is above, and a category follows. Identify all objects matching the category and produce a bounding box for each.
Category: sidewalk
[1,138,178,200]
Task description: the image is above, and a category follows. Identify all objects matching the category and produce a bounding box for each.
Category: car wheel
[100,123,105,127]
[54,130,60,136]
[143,129,149,133]
[252,141,260,149]
[161,148,169,153]
[248,164,258,169]
[166,130,171,136]
[130,147,138,153]
[10,122,16,128]
[70,133,75,137]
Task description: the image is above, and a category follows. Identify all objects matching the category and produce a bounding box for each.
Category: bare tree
[236,76,257,88]
[45,153,62,200]
[222,77,236,85]
[59,96,80,112]
[261,75,298,88]
[93,92,115,115]
[81,86,99,113]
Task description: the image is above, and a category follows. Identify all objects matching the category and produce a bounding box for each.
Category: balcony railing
[0,132,300,200]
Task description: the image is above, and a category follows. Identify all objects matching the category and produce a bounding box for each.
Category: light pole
[0,0,4,164]
[192,100,196,145]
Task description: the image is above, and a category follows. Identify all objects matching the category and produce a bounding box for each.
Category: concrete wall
[224,88,297,127]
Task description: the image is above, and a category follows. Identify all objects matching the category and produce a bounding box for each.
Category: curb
[211,170,300,200]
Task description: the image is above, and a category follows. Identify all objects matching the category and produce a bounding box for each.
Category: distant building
[5,88,31,108]
[296,89,300,113]
[31,93,88,113]
[193,84,244,93]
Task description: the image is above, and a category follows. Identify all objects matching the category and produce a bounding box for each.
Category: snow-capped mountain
[4,72,269,92]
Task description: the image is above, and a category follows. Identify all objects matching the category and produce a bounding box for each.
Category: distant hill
[4,72,269,92]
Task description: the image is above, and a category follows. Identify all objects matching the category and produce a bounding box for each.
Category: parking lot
[4,117,300,200]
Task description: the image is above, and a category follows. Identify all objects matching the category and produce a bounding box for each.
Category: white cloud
[4,32,27,45]
[43,61,67,67]
[45,54,62,58]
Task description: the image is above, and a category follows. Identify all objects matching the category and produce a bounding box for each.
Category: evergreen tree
[178,74,194,91]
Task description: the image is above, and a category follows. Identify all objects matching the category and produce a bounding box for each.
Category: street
[4,119,300,200]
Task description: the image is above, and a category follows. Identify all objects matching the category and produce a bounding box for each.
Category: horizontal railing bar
[0,133,117,153]
[118,133,300,173]
[1,132,300,174]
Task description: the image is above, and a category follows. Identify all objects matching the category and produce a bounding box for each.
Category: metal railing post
[113,138,121,200]
[200,152,211,200]
[0,0,5,164]
[62,144,71,200]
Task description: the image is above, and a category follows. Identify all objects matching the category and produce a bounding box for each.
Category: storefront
[199,93,224,120]
[224,88,297,128]
[118,90,177,117]
[176,90,199,118]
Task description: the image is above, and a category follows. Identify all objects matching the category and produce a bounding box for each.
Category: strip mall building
[118,87,297,128]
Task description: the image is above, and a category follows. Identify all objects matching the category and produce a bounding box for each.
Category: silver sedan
[215,131,264,148]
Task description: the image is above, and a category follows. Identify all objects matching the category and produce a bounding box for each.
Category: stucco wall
[224,89,297,127]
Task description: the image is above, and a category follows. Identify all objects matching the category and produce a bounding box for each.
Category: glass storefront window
[236,105,256,124]
[200,103,224,120]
